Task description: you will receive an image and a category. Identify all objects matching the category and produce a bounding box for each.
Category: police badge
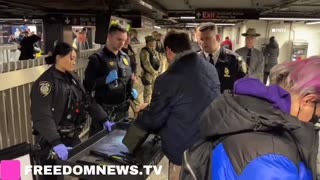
[123,58,129,66]
[39,81,52,97]
[224,67,231,78]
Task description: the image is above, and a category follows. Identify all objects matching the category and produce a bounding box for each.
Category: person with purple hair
[181,57,320,180]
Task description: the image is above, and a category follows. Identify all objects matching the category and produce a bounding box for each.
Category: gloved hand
[131,88,138,100]
[105,70,118,84]
[52,144,72,160]
[104,120,115,131]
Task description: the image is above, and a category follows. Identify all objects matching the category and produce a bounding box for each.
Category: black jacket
[122,45,137,74]
[135,50,221,165]
[200,47,246,92]
[84,47,133,105]
[31,66,107,146]
[181,92,318,180]
[19,35,41,60]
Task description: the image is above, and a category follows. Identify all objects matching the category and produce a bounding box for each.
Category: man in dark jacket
[198,23,247,93]
[133,31,221,179]
[19,31,41,60]
[263,36,279,84]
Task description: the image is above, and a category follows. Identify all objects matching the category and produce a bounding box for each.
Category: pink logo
[0,160,21,180]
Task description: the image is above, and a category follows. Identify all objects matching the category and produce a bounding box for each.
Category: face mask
[310,103,320,129]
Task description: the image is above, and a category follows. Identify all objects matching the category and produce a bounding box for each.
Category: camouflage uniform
[140,47,160,103]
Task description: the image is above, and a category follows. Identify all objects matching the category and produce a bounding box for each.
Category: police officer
[140,35,161,103]
[31,42,111,180]
[198,22,247,92]
[84,24,138,137]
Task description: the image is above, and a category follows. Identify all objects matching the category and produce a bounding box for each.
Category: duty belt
[102,102,129,113]
[101,102,129,121]
[58,125,83,139]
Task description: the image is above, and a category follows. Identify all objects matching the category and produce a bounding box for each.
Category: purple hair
[270,57,320,98]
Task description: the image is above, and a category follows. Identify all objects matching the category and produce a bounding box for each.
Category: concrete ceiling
[0,0,320,26]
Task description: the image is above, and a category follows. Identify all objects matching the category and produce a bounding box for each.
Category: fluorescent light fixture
[139,0,153,10]
[306,21,320,25]
[186,23,200,26]
[180,16,195,19]
[154,25,161,29]
[215,23,236,26]
[73,26,84,29]
[0,18,23,21]
[260,17,320,21]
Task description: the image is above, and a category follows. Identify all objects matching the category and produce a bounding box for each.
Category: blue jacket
[180,78,318,179]
[135,50,221,165]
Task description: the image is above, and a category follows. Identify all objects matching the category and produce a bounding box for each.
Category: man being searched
[181,57,320,180]
[198,22,247,92]
[140,35,161,103]
[131,31,221,179]
[84,24,138,137]
[30,42,112,180]
[236,28,264,82]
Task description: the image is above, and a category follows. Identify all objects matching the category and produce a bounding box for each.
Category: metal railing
[0,49,97,149]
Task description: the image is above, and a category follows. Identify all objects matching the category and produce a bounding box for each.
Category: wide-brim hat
[242,28,260,37]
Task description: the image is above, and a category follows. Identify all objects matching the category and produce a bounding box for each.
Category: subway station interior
[0,0,320,179]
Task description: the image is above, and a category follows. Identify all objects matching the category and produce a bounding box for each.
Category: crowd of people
[30,23,320,180]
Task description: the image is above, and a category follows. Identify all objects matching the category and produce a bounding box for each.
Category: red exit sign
[201,11,216,19]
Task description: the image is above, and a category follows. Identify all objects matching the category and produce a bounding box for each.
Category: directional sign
[195,11,259,20]
[63,16,96,26]
[64,17,70,24]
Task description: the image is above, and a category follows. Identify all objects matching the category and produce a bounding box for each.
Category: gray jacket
[236,47,264,81]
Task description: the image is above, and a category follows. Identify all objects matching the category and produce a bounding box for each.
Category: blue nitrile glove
[104,120,115,131]
[105,70,118,84]
[131,88,138,99]
[53,144,72,160]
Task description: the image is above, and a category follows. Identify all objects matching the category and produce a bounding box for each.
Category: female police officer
[30,42,112,178]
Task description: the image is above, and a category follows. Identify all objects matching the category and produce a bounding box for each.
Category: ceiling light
[139,0,153,10]
[306,21,320,25]
[154,25,161,29]
[186,23,199,26]
[180,16,195,19]
[215,23,235,26]
[0,18,23,21]
[260,17,320,21]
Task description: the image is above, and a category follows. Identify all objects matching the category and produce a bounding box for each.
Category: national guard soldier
[84,24,138,137]
[198,22,247,92]
[140,35,161,103]
[31,42,111,180]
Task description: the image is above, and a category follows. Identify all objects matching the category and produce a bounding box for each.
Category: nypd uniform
[200,47,247,92]
[31,66,108,167]
[84,47,133,136]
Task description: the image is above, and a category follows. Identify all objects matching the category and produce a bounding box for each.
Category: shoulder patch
[39,81,52,97]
